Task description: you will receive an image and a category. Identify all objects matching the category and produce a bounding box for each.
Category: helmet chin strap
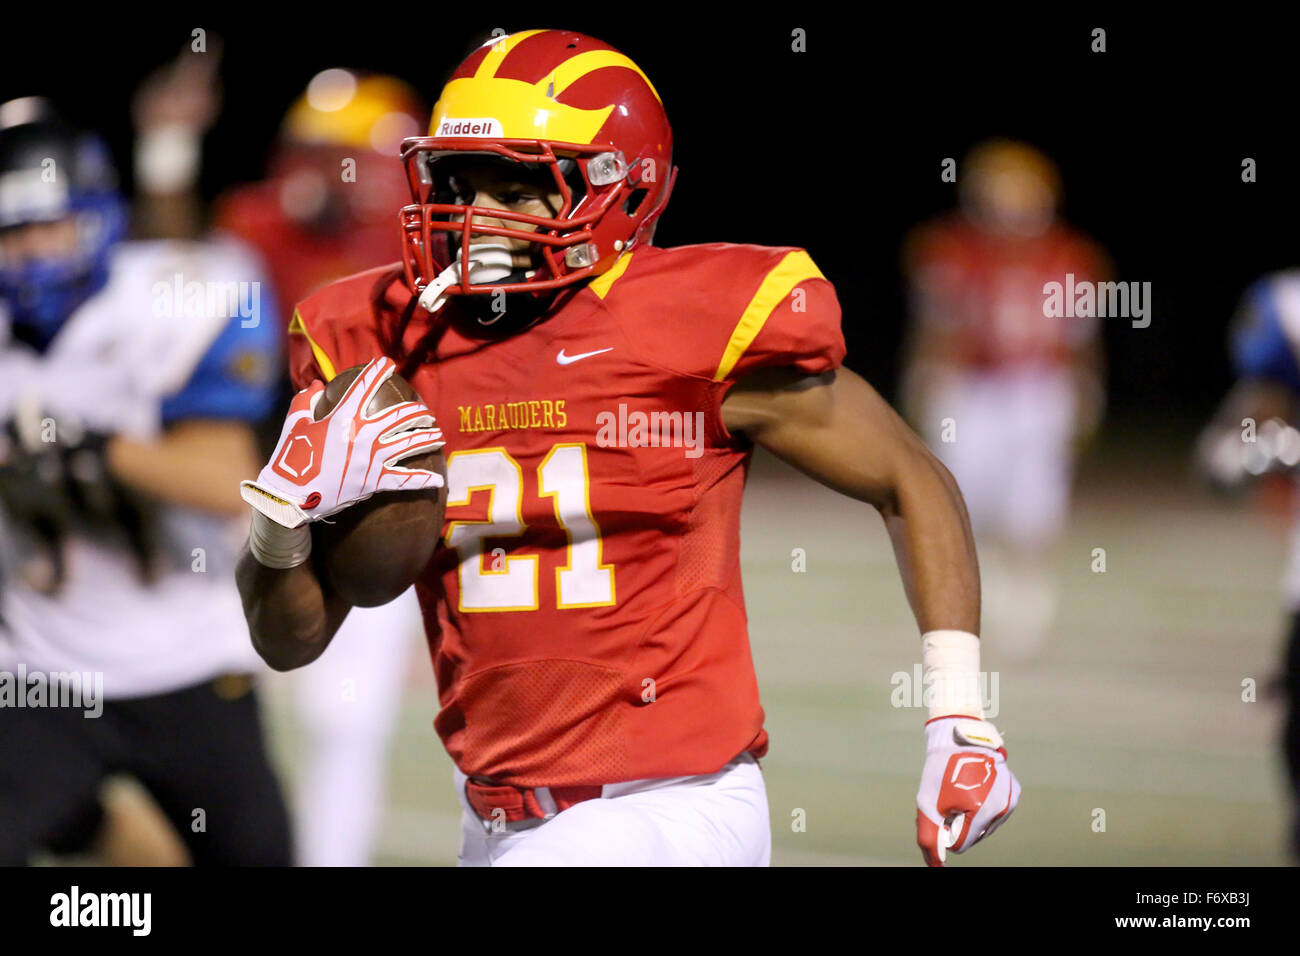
[417,243,514,314]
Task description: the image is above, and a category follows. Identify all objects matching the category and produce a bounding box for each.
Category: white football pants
[455,753,771,866]
[925,367,1077,551]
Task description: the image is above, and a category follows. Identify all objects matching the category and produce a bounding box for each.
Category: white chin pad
[459,243,514,284]
[418,243,515,313]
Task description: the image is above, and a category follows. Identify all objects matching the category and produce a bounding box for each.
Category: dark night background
[3,10,1298,429]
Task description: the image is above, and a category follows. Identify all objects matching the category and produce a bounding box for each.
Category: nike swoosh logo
[556,347,614,365]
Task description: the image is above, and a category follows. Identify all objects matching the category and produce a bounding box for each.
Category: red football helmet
[399,29,677,306]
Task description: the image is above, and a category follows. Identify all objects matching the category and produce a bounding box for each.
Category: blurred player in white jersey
[902,140,1109,657]
[0,98,290,864]
[133,53,428,864]
[1198,270,1300,860]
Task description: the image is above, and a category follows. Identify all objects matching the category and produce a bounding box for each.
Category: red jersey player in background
[903,141,1109,658]
[215,69,422,310]
[215,70,429,866]
[237,29,1021,866]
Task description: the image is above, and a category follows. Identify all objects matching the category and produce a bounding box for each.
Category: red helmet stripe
[492,31,619,85]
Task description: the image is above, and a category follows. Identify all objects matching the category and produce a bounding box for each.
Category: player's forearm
[725,366,980,633]
[107,421,260,518]
[235,546,347,670]
[880,446,980,634]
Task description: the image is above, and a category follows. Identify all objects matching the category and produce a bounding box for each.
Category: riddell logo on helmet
[436,117,504,137]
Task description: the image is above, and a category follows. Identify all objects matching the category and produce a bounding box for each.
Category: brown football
[311,364,446,607]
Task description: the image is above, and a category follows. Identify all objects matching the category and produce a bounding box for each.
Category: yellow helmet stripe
[288,309,338,381]
[432,32,659,142]
[433,74,614,142]
[713,251,825,381]
[549,50,662,104]
[474,29,549,79]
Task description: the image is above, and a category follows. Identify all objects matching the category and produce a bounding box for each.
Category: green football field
[262,434,1293,866]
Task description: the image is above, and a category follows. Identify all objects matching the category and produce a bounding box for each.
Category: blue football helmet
[0,97,127,348]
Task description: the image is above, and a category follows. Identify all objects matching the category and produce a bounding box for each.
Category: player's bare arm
[722,364,1019,865]
[235,548,352,671]
[722,364,978,632]
[108,420,263,518]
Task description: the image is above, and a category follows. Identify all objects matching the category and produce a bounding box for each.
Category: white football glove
[240,356,445,530]
[915,716,1020,867]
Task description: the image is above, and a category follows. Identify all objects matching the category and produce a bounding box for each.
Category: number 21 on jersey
[443,443,616,612]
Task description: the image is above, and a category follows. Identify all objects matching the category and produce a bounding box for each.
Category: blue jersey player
[0,98,290,865]
[1198,268,1300,860]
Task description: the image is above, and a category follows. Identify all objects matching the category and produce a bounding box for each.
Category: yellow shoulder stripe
[713,251,824,381]
[288,309,337,382]
[589,251,634,300]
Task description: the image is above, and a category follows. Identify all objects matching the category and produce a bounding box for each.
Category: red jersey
[288,243,846,787]
[215,183,406,314]
[905,216,1107,370]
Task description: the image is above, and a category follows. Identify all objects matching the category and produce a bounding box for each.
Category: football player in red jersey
[236,29,1021,866]
[902,141,1109,659]
[214,69,425,311]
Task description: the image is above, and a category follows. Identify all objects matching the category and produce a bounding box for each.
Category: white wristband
[921,629,984,720]
[248,510,312,570]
